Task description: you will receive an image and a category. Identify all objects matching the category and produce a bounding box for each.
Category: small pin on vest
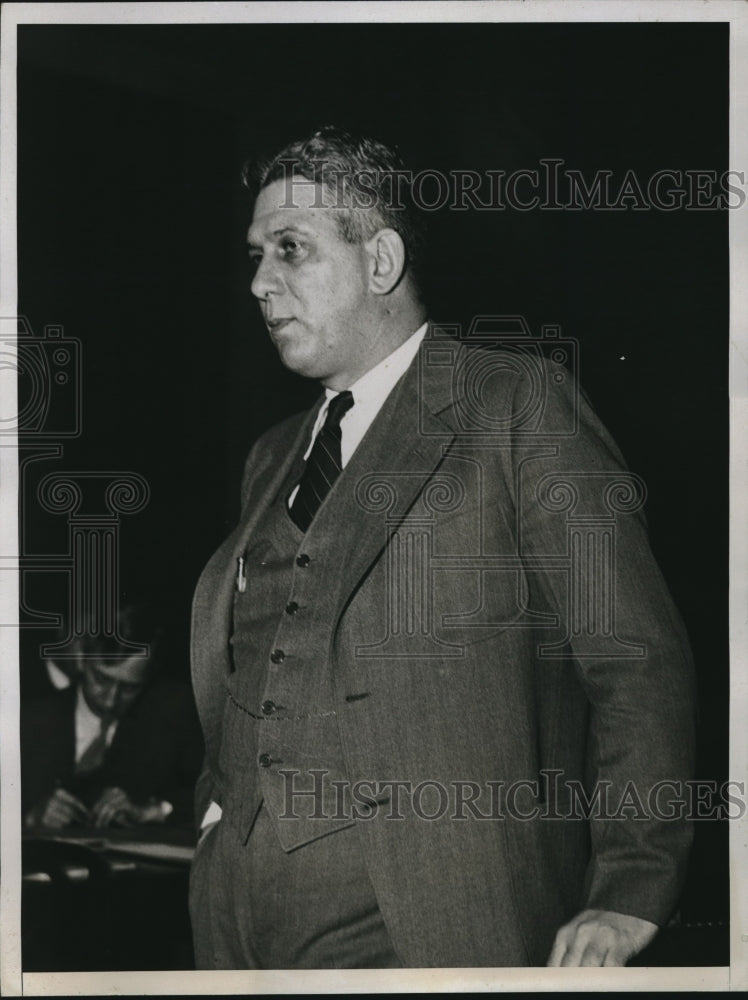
[236,554,247,593]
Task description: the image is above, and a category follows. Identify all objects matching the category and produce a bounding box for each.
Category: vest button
[285,601,299,615]
[270,648,285,664]
[258,753,272,768]
[296,553,311,567]
[261,700,276,715]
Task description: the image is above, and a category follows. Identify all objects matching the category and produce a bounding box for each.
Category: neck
[323,299,427,391]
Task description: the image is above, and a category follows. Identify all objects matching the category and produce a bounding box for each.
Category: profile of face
[79,654,151,720]
[247,178,378,390]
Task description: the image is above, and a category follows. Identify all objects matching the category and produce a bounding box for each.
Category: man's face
[79,655,150,720]
[247,179,376,389]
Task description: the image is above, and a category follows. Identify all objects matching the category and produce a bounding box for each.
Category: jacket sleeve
[510,359,696,925]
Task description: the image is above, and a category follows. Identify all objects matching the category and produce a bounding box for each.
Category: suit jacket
[22,680,204,825]
[191,333,695,966]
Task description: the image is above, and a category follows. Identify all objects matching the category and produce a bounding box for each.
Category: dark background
[16,22,729,955]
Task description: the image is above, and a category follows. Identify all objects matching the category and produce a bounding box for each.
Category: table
[22,824,196,971]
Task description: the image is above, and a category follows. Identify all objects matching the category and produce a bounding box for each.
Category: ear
[365,228,406,294]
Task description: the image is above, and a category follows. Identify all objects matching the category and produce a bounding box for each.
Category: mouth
[266,317,294,333]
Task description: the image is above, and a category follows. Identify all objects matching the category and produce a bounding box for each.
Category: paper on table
[103,840,194,864]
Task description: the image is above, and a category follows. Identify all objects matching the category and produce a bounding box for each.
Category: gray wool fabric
[190,334,695,968]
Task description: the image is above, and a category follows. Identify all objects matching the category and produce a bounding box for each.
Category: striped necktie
[289,390,354,532]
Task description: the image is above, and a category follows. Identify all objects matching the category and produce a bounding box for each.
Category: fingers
[547,909,658,967]
[111,807,135,828]
[92,787,131,828]
[565,920,618,966]
[547,910,586,967]
[578,927,617,967]
[546,928,569,967]
[42,800,68,828]
[41,788,90,828]
[93,797,124,828]
[549,920,605,967]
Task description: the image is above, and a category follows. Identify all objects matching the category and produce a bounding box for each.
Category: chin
[277,344,324,380]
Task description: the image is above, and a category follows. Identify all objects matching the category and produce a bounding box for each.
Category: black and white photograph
[0,1,745,993]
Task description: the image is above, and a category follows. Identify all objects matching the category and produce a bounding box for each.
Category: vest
[222,454,357,851]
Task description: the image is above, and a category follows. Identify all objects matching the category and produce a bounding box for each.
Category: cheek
[301,263,366,320]
[83,682,108,709]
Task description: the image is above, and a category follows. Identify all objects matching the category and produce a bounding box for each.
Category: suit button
[258,753,272,768]
[296,554,311,567]
[261,700,276,715]
[285,601,299,615]
[270,648,285,664]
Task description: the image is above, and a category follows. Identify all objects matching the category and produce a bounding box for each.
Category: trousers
[189,803,402,969]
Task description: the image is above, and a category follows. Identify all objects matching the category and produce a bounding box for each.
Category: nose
[250,254,284,302]
[101,682,119,711]
[114,683,127,710]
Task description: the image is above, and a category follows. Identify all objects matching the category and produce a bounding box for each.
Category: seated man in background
[22,603,203,829]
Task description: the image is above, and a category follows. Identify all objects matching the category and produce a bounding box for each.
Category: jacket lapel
[330,331,466,625]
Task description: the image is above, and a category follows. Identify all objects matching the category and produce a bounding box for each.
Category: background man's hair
[73,600,163,666]
[243,125,427,291]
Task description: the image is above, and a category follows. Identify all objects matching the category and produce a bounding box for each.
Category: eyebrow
[91,664,145,684]
[246,225,315,249]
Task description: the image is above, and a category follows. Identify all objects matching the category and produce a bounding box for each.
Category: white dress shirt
[288,321,428,505]
[75,686,117,762]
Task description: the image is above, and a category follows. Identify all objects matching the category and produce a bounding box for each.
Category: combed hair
[243,125,427,288]
[73,601,163,665]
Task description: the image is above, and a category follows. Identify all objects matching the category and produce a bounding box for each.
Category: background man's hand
[92,787,167,827]
[26,788,90,828]
[91,786,133,827]
[547,909,658,967]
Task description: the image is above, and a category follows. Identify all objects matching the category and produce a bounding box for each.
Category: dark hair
[74,600,163,665]
[243,125,427,289]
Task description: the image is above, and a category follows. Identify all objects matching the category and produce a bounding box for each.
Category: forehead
[248,178,346,244]
[84,654,151,684]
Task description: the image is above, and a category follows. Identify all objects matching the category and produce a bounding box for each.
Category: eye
[280,238,306,261]
[247,249,262,272]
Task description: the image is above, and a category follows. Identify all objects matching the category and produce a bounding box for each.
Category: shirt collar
[76,684,102,730]
[323,321,428,409]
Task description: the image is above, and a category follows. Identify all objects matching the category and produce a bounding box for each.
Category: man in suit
[189,127,695,968]
[22,604,202,828]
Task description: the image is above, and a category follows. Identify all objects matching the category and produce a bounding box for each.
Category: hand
[91,787,168,827]
[27,788,91,828]
[547,908,658,967]
[91,786,137,828]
